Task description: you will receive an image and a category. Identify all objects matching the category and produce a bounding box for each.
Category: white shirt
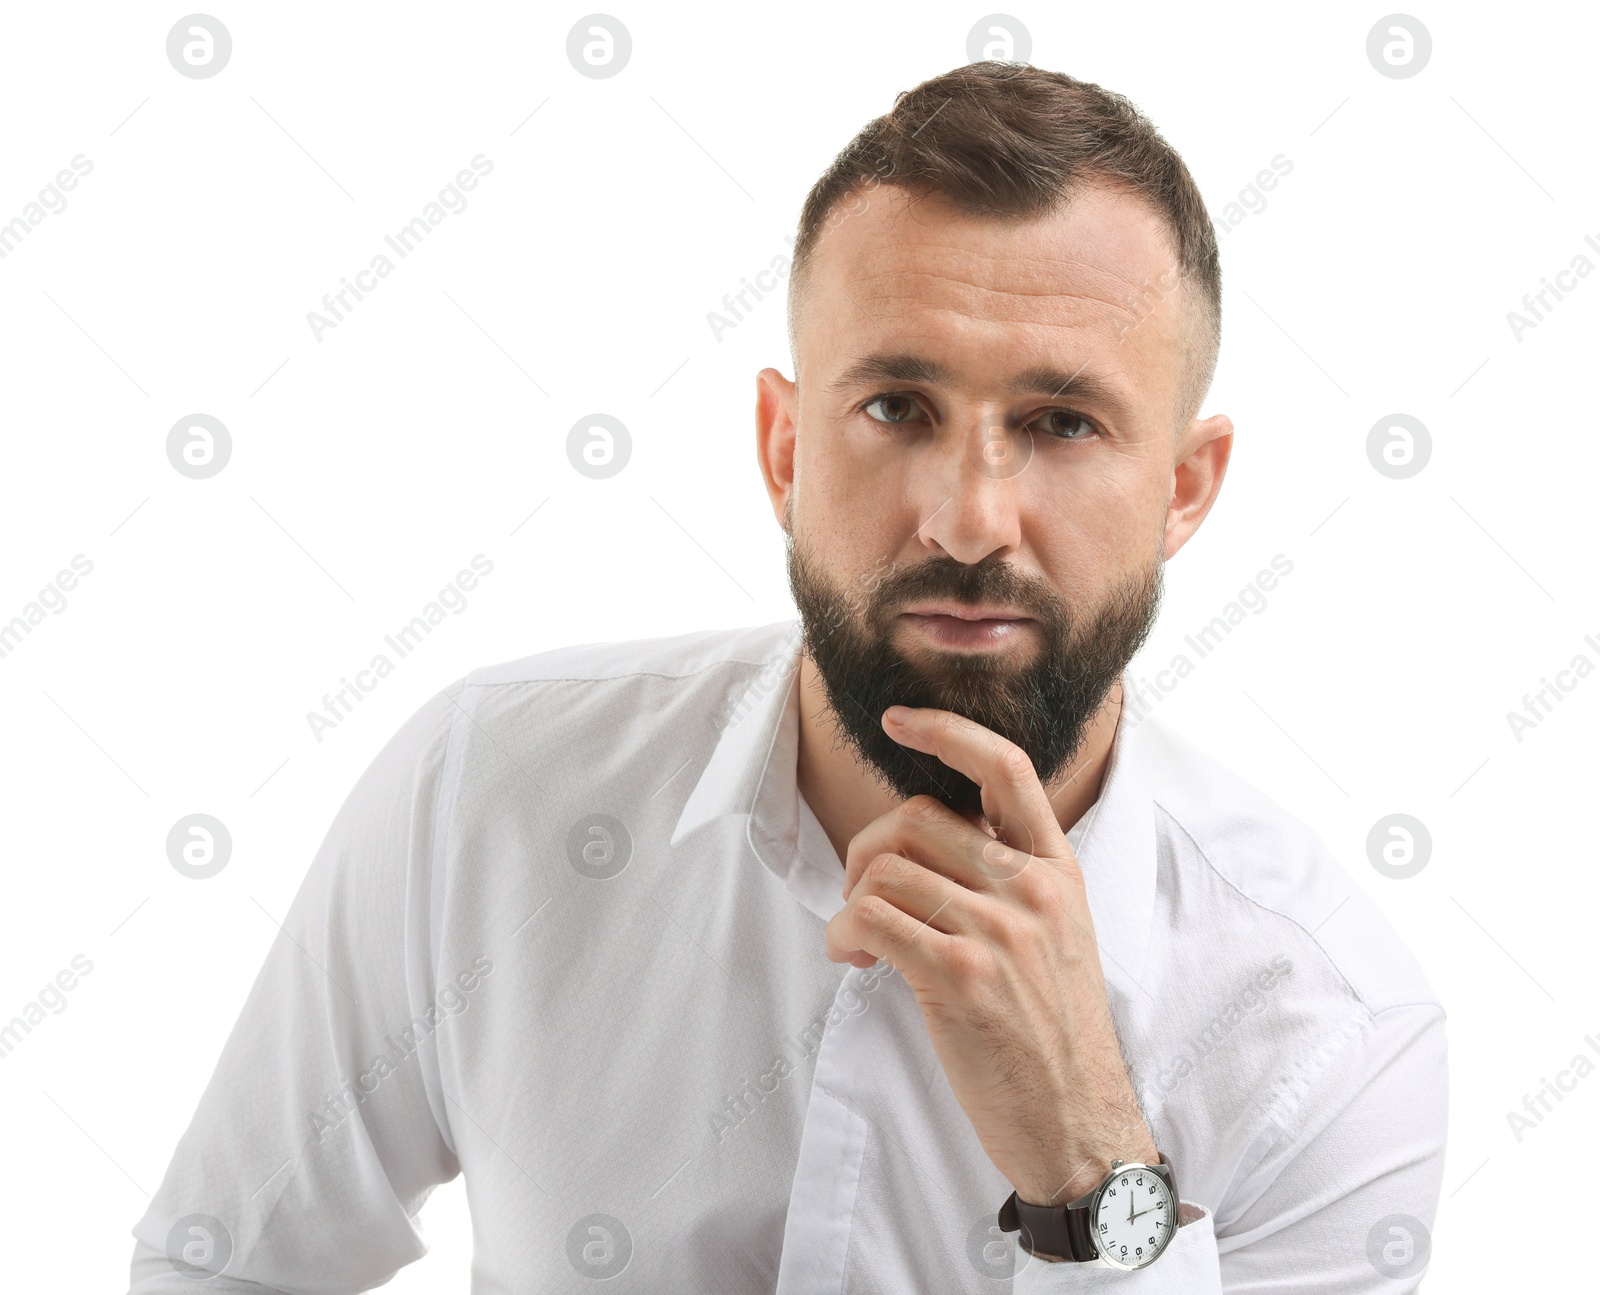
[129,618,1447,1293]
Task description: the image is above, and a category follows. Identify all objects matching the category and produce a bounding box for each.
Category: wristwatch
[997,1154,1179,1270]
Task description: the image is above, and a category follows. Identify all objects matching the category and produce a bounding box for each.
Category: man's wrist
[1015,1130,1161,1207]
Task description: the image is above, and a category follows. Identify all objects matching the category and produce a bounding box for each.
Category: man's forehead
[802,183,1188,391]
[815,184,1179,315]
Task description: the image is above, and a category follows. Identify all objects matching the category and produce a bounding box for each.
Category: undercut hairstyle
[786,61,1222,425]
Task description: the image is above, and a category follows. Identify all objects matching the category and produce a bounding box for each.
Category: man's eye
[861,394,926,425]
[1035,410,1097,440]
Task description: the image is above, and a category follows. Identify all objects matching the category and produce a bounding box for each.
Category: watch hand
[1128,1183,1135,1225]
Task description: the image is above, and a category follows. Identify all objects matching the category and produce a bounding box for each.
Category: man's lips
[897,605,1036,648]
[898,603,1033,621]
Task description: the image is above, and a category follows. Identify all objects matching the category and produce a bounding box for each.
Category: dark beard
[787,536,1162,818]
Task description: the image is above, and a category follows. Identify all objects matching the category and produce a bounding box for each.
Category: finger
[835,851,1055,965]
[841,795,996,900]
[824,888,959,979]
[839,851,974,932]
[881,706,1067,857]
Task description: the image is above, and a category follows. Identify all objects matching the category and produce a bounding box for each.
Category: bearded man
[131,61,1446,1294]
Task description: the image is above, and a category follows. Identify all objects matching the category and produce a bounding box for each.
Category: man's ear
[756,366,799,534]
[1165,413,1233,559]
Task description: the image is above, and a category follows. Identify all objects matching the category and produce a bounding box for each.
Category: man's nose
[912,420,1027,567]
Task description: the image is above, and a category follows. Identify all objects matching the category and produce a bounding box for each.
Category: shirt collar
[670,619,1156,1003]
[670,620,804,853]
[1065,702,1157,1006]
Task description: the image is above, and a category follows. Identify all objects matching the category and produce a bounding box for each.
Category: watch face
[1093,1165,1175,1270]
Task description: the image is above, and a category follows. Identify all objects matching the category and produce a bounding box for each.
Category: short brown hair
[787,61,1221,423]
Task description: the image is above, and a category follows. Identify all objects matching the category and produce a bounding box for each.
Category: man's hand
[823,703,1158,1207]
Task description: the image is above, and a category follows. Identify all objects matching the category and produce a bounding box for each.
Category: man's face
[762,182,1227,815]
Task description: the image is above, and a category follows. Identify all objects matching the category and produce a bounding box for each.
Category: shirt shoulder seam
[1152,798,1396,1020]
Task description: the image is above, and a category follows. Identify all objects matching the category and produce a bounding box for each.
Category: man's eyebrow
[825,351,1132,412]
[1006,363,1125,407]
[824,352,956,394]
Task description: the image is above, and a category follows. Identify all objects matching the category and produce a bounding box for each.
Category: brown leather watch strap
[997,1189,1097,1261]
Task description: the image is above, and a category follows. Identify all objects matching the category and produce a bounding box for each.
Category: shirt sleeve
[1212,1003,1448,1294]
[1012,1003,1447,1293]
[1010,1202,1222,1292]
[127,687,465,1295]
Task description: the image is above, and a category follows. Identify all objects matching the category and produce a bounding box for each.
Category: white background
[1,2,1595,1289]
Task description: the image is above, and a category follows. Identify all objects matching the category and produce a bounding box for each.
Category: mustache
[861,556,1070,634]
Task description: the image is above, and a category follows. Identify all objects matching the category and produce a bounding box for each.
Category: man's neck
[794,651,1125,866]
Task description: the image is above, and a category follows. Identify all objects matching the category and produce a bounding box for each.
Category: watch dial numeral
[1094,1180,1173,1271]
